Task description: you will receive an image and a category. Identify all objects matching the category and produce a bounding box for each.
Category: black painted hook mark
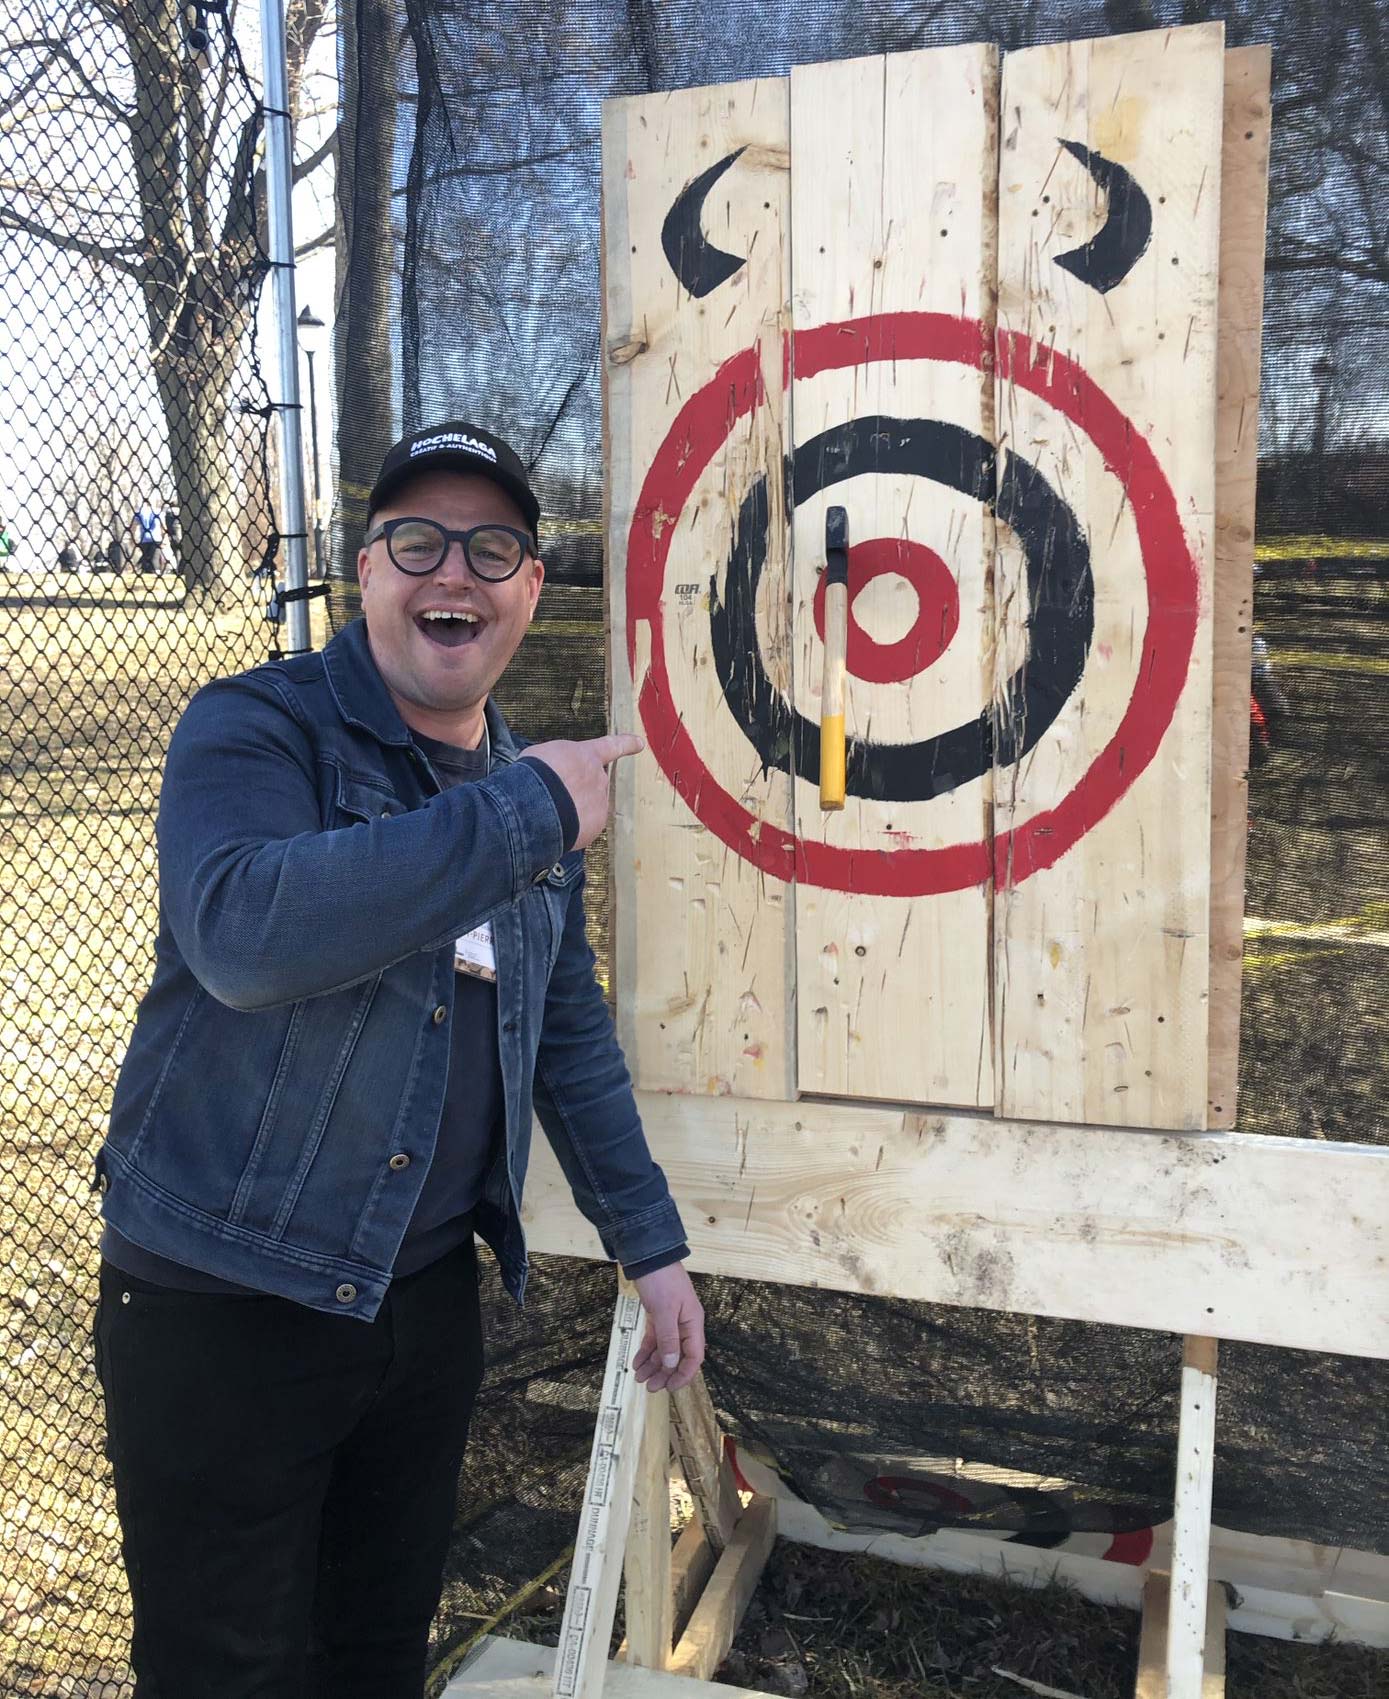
[1053,139,1153,295]
[661,147,748,298]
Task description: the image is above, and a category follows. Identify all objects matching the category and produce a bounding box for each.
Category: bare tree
[330,0,397,612]
[0,0,334,596]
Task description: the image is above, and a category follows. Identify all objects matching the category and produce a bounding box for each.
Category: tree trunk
[153,311,250,597]
[331,0,399,628]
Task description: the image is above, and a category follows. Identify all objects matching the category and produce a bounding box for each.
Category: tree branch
[0,201,142,274]
[294,224,334,257]
[293,123,337,183]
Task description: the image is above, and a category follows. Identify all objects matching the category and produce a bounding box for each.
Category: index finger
[589,732,645,767]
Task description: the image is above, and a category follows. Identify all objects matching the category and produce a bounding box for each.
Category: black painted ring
[707,416,1094,804]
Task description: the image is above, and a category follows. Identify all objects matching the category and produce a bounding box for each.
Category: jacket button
[550,863,565,879]
[335,1283,357,1304]
[432,1004,447,1025]
[389,1152,410,1171]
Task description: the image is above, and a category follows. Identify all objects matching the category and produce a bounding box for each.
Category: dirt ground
[0,572,1385,1695]
[475,1534,1388,1699]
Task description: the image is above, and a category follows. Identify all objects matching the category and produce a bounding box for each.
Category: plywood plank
[788,46,998,1109]
[993,23,1226,1130]
[1208,47,1272,1127]
[603,81,796,1099]
[521,1094,1389,1360]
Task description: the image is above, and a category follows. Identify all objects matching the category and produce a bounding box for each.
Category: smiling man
[93,422,702,1698]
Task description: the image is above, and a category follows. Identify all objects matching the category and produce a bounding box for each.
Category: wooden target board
[603,24,1247,1134]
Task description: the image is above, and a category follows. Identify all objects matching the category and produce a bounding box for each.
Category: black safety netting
[329,0,1387,1688]
[0,0,1384,1692]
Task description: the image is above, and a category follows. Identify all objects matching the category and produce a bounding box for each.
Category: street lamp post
[296,306,327,578]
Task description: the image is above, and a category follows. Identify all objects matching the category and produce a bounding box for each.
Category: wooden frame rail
[522,1095,1389,1363]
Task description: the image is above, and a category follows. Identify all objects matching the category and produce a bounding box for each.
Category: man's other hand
[524,732,644,850]
[630,1262,705,1393]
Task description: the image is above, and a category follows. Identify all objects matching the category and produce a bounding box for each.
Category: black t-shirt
[102,728,509,1292]
[391,731,504,1275]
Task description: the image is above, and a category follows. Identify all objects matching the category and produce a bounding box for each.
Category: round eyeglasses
[364,517,534,580]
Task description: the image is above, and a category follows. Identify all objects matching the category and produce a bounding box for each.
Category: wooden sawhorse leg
[553,1280,776,1698]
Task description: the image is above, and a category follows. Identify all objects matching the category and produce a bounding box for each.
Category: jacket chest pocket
[331,769,405,827]
[534,853,583,965]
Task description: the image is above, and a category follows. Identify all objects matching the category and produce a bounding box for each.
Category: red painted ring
[626,312,1199,897]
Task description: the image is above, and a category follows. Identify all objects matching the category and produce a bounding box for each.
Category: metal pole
[259,0,311,654]
[306,347,325,578]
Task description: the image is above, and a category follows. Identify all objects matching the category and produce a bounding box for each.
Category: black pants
[94,1241,484,1699]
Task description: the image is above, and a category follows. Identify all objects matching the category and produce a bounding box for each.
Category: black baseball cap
[368,422,541,540]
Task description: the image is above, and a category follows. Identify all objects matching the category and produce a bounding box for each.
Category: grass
[0,573,1385,1694]
[1,585,267,1695]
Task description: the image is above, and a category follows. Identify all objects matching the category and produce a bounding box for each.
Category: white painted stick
[1166,1337,1220,1698]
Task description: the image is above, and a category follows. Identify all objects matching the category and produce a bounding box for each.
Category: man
[94,422,704,1697]
[133,500,161,572]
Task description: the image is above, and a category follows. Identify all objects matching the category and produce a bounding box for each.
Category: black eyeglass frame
[363,515,536,580]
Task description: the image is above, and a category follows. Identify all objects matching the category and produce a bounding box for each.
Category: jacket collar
[320,616,519,760]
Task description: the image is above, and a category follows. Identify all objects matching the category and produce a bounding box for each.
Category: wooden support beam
[1202,1582,1228,1697]
[1135,1571,1170,1699]
[619,1518,720,1665]
[1167,1339,1220,1698]
[667,1497,777,1683]
[522,1094,1389,1360]
[1136,1572,1226,1699]
[622,1389,673,1669]
[669,1519,720,1640]
[670,1377,741,1552]
[1208,45,1273,1128]
[552,1285,647,1699]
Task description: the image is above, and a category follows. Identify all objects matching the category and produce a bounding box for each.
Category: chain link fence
[0,0,300,1685]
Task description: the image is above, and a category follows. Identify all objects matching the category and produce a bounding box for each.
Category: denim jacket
[96,618,686,1319]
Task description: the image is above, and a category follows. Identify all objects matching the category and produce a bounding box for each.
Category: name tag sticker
[454,922,497,982]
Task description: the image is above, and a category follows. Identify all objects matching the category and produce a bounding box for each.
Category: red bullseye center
[812,539,960,685]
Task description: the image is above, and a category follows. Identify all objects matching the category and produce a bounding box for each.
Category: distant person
[164,505,181,573]
[58,542,80,573]
[134,502,163,574]
[106,530,126,574]
[0,518,13,567]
